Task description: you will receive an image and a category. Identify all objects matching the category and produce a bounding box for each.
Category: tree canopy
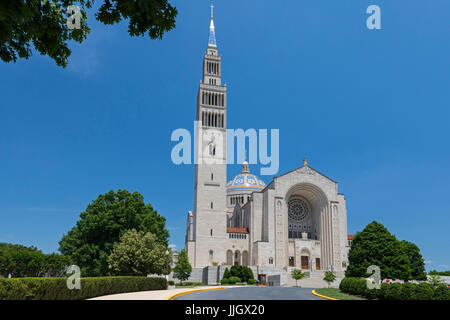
[108,229,168,276]
[291,269,308,287]
[400,240,426,280]
[228,265,254,283]
[0,243,71,277]
[346,221,424,281]
[59,189,169,276]
[0,0,177,67]
[323,270,336,288]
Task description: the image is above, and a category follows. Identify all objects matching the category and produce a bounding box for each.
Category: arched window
[226,250,233,265]
[209,250,213,263]
[269,257,273,264]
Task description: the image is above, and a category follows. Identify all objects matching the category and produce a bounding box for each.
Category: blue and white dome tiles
[226,161,266,193]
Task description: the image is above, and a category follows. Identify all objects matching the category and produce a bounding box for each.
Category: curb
[166,287,227,300]
[311,289,340,300]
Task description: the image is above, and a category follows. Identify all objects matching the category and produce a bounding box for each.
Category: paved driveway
[174,286,323,300]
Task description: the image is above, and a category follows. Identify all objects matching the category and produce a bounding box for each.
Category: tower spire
[208,4,217,47]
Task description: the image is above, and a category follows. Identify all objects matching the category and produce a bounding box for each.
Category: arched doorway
[234,250,241,265]
[285,182,331,268]
[300,248,310,270]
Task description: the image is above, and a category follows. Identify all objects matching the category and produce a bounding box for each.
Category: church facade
[185,9,350,275]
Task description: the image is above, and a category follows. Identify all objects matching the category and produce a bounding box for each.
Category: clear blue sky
[1,1,449,271]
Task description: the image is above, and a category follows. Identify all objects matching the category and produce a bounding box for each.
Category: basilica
[184,8,350,283]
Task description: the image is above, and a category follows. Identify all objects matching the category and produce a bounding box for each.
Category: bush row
[0,276,166,300]
[339,277,450,300]
[220,277,257,285]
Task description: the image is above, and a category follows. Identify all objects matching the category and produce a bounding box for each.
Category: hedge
[339,277,450,300]
[228,276,241,284]
[0,276,166,300]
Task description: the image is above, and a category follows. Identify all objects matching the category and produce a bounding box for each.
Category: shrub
[383,283,402,300]
[339,277,367,296]
[433,284,450,300]
[223,268,230,280]
[399,282,416,300]
[168,280,175,285]
[0,276,166,300]
[365,288,379,300]
[338,277,448,300]
[247,279,257,285]
[229,266,254,283]
[220,278,230,285]
[414,282,434,300]
[228,276,241,284]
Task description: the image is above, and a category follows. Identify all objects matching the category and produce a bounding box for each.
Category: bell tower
[187,5,228,267]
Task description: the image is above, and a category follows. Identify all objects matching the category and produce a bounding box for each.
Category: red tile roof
[227,227,249,234]
[347,234,355,240]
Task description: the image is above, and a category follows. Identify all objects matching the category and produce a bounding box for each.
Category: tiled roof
[347,234,355,240]
[227,227,249,234]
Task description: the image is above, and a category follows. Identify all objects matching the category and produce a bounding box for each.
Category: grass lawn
[315,288,365,300]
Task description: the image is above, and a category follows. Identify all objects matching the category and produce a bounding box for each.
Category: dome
[226,159,266,194]
[226,173,266,192]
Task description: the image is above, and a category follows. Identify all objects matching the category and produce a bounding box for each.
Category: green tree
[0,1,177,67]
[429,270,450,276]
[59,189,169,276]
[108,229,167,276]
[428,274,444,288]
[346,221,411,281]
[229,265,254,283]
[173,249,192,284]
[223,267,230,280]
[0,243,71,277]
[433,284,450,300]
[41,253,72,277]
[323,271,337,288]
[6,248,44,277]
[415,282,435,300]
[291,269,308,287]
[400,240,426,280]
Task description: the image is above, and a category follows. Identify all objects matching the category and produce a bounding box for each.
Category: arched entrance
[300,248,310,270]
[234,250,241,265]
[285,182,331,268]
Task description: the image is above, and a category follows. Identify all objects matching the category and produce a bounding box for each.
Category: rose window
[288,198,309,221]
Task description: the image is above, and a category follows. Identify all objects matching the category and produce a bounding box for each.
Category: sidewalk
[89,286,228,300]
